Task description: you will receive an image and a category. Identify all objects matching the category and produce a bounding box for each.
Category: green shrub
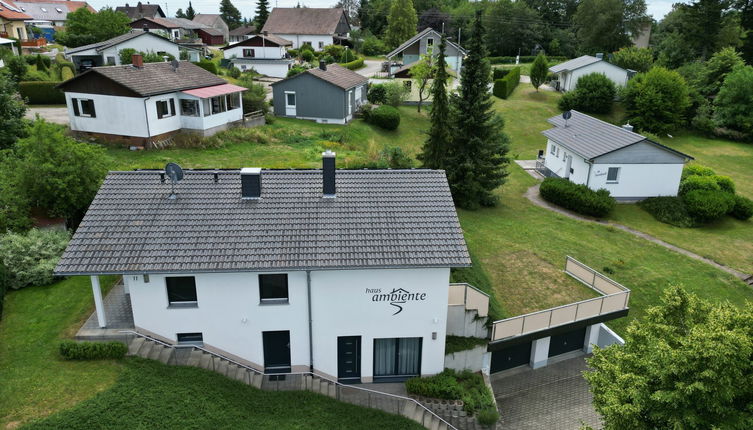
[18,81,65,104]
[340,48,356,63]
[194,59,218,74]
[638,196,695,227]
[493,79,507,98]
[367,105,400,130]
[340,57,364,70]
[361,35,387,55]
[287,65,307,77]
[57,61,76,81]
[119,48,137,65]
[682,164,716,180]
[492,67,520,99]
[539,178,616,217]
[683,189,735,223]
[679,175,721,196]
[59,340,127,360]
[730,195,753,220]
[384,81,409,106]
[35,54,48,72]
[477,407,500,426]
[406,369,496,415]
[380,146,412,168]
[322,44,344,59]
[445,336,488,354]
[492,68,510,80]
[228,66,241,79]
[367,84,387,104]
[0,229,70,289]
[321,54,335,64]
[557,73,616,114]
[22,69,53,82]
[713,175,735,194]
[0,265,6,320]
[301,50,315,62]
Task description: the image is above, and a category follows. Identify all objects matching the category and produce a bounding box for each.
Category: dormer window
[41,7,47,12]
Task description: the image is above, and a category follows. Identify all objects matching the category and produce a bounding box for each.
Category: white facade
[544,139,685,199]
[66,33,181,66]
[556,61,630,92]
[273,34,333,49]
[125,267,450,382]
[224,44,287,60]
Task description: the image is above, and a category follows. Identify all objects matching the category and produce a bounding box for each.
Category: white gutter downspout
[143,96,152,148]
[307,270,314,373]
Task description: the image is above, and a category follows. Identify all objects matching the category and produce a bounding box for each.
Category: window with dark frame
[157,99,176,119]
[243,48,255,57]
[227,93,241,110]
[181,99,199,116]
[177,332,203,345]
[79,99,96,117]
[259,274,289,303]
[166,276,197,306]
[606,167,620,183]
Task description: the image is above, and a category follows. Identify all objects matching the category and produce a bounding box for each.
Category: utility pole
[164,2,168,17]
[457,28,461,46]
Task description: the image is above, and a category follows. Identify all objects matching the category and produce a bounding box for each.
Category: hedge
[638,196,695,228]
[366,105,400,130]
[339,57,364,70]
[730,195,753,221]
[488,55,569,64]
[59,340,128,360]
[539,177,615,217]
[406,369,496,417]
[492,67,520,99]
[18,81,65,105]
[492,68,510,80]
[683,189,735,223]
[194,59,218,74]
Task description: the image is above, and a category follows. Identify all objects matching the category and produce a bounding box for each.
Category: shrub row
[363,104,400,130]
[638,197,695,227]
[492,68,510,80]
[18,81,65,104]
[539,177,616,217]
[406,369,498,420]
[193,59,218,75]
[488,55,569,64]
[493,67,520,99]
[59,340,127,360]
[339,57,364,70]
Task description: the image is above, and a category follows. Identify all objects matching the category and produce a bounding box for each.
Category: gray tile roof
[542,110,692,160]
[115,2,165,19]
[64,31,173,55]
[549,55,602,73]
[55,169,470,275]
[386,27,466,59]
[57,61,226,97]
[272,63,367,90]
[229,25,256,36]
[14,2,70,21]
[261,7,346,35]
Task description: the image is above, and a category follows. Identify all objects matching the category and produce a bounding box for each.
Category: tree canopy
[219,0,243,30]
[623,67,691,134]
[0,72,27,150]
[611,47,654,73]
[56,7,131,48]
[254,0,269,30]
[529,52,549,91]
[714,65,753,138]
[385,0,418,49]
[419,36,451,170]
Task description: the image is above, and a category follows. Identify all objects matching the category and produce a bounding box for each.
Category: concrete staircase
[403,400,451,430]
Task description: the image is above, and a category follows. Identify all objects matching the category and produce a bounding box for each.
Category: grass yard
[23,358,423,430]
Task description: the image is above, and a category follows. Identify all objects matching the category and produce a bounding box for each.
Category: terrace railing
[490,256,630,342]
[448,283,489,317]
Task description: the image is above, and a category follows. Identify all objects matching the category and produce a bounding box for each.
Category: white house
[549,55,634,92]
[228,24,256,43]
[260,7,350,49]
[386,27,466,75]
[64,31,181,72]
[54,155,472,383]
[540,110,693,200]
[56,57,246,147]
[221,33,293,78]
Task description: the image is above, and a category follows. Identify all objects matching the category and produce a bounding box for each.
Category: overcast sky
[91,0,678,23]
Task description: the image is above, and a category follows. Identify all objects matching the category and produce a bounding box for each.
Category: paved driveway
[491,355,602,430]
[25,107,69,125]
[357,59,383,78]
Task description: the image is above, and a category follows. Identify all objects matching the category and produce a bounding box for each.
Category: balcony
[20,38,47,47]
[490,256,630,342]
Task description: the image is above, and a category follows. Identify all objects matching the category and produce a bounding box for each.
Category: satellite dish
[562,110,572,127]
[164,162,184,199]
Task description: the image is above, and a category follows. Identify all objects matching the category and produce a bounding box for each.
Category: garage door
[548,327,586,357]
[490,342,531,373]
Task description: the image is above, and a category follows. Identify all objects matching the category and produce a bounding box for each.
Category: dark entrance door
[490,341,531,373]
[263,330,291,374]
[548,327,586,357]
[337,336,361,382]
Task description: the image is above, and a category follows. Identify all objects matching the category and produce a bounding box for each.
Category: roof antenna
[562,110,572,127]
[164,162,184,199]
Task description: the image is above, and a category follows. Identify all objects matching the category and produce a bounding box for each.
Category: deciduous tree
[573,0,633,53]
[714,65,753,139]
[529,52,548,91]
[56,7,130,47]
[611,46,654,73]
[410,55,435,112]
[385,0,418,49]
[623,67,691,134]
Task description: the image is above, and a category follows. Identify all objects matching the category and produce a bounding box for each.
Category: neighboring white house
[228,24,256,43]
[221,33,293,78]
[549,55,634,92]
[54,155,472,383]
[64,31,181,72]
[261,7,350,49]
[56,58,246,147]
[540,110,693,200]
[386,27,466,75]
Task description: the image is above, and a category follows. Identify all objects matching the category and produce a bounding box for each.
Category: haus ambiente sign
[366,287,427,315]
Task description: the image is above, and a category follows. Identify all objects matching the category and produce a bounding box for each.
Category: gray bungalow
[271,63,367,124]
[386,27,466,75]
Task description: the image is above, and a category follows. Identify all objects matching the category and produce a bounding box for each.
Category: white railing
[490,256,630,342]
[448,283,490,317]
[120,330,457,430]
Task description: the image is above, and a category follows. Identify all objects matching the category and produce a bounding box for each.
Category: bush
[713,175,735,194]
[361,35,387,55]
[683,189,735,223]
[492,68,510,80]
[0,229,70,290]
[406,369,496,415]
[678,175,721,196]
[287,65,307,77]
[477,407,500,426]
[322,44,344,59]
[730,195,753,220]
[383,81,409,106]
[18,81,65,104]
[340,48,356,63]
[58,62,76,81]
[59,340,127,360]
[623,67,691,134]
[367,84,387,104]
[301,50,315,62]
[557,73,616,114]
[241,82,268,115]
[367,105,400,130]
[194,59,218,74]
[119,48,137,65]
[380,146,412,168]
[638,196,695,227]
[340,57,364,70]
[228,66,241,79]
[22,69,53,82]
[539,178,616,217]
[321,54,335,64]
[682,164,716,180]
[492,67,520,99]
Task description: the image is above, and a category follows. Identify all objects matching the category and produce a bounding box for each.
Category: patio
[76,278,134,341]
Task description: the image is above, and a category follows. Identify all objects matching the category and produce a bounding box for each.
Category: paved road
[25,107,69,125]
[492,355,602,430]
[357,59,383,78]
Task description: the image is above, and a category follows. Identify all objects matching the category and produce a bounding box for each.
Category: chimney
[322,150,335,198]
[241,167,261,199]
[319,60,326,71]
[595,53,604,60]
[132,53,143,68]
[143,23,149,32]
[622,123,634,132]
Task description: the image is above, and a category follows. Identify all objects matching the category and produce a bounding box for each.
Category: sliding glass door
[373,337,422,381]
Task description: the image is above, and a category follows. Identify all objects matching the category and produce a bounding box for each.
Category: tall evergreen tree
[255,0,270,29]
[220,0,242,30]
[385,0,417,49]
[185,2,196,20]
[419,36,451,170]
[530,52,549,91]
[446,11,510,209]
[175,8,186,18]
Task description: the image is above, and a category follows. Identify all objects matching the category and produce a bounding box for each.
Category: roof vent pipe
[322,150,336,198]
[319,60,326,71]
[622,123,634,132]
[241,167,261,199]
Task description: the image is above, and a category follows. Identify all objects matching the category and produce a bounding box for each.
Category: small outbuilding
[221,33,293,78]
[539,110,693,200]
[271,62,367,124]
[549,55,633,92]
